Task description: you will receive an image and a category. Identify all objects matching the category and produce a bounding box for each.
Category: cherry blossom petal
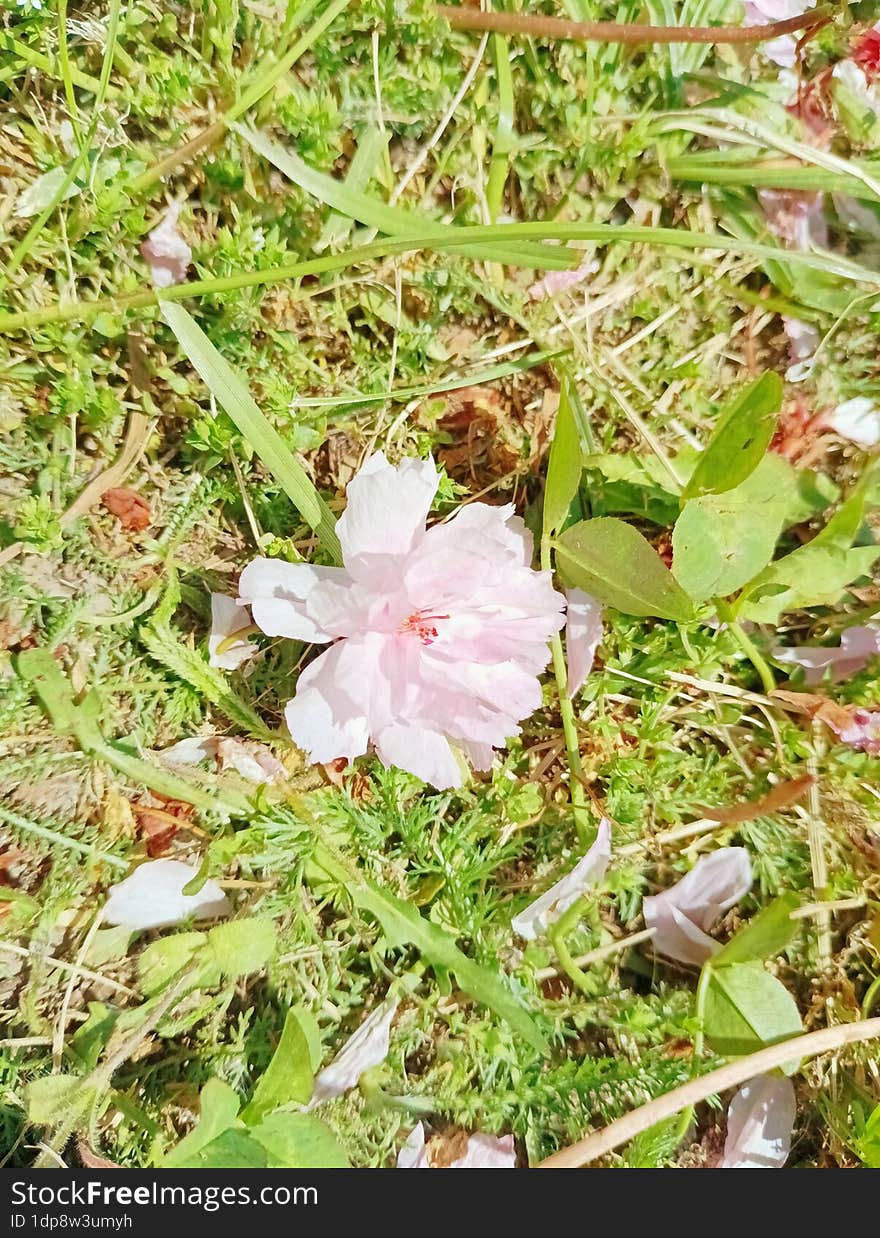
[216,738,286,784]
[528,259,598,301]
[782,318,820,383]
[830,707,880,754]
[140,203,192,288]
[774,625,880,684]
[759,189,828,250]
[512,818,612,941]
[397,1123,431,1168]
[719,1076,796,1169]
[102,859,231,932]
[208,593,257,670]
[337,452,438,582]
[744,1,814,67]
[284,642,373,764]
[375,722,463,789]
[158,736,217,765]
[448,1133,516,1169]
[822,397,880,447]
[311,998,398,1103]
[238,558,349,643]
[644,848,753,966]
[565,589,603,697]
[833,59,880,120]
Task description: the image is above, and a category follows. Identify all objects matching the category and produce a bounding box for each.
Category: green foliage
[683,372,783,500]
[703,965,803,1057]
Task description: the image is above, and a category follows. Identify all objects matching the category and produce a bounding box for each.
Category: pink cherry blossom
[643,848,753,967]
[527,258,598,301]
[140,202,192,288]
[719,1076,796,1169]
[828,707,880,754]
[782,317,820,382]
[512,817,611,941]
[238,453,565,789]
[565,589,603,698]
[759,189,828,251]
[774,625,880,684]
[744,1,815,68]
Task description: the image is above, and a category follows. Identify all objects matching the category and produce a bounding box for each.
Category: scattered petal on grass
[643,848,753,967]
[397,1124,516,1168]
[830,707,880,754]
[397,1123,431,1168]
[833,58,880,120]
[240,453,565,789]
[208,593,257,670]
[745,1,815,68]
[821,397,880,447]
[311,997,399,1103]
[158,735,285,785]
[140,203,192,288]
[782,318,820,382]
[774,625,880,683]
[527,258,598,301]
[565,589,603,698]
[511,818,612,941]
[719,1076,796,1168]
[759,189,827,250]
[102,859,231,932]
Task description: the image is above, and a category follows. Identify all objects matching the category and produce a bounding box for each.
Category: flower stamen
[400,610,449,645]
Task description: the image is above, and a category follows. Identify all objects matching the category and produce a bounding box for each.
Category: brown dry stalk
[435,5,831,46]
[537,1017,880,1168]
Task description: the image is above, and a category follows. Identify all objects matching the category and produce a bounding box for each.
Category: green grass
[1,0,880,1171]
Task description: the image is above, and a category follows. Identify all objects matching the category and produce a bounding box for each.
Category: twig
[0,942,136,998]
[435,5,831,46]
[538,1017,880,1167]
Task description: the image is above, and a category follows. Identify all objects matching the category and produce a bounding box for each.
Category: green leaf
[163,1079,242,1168]
[206,919,277,977]
[711,894,801,968]
[138,932,207,996]
[555,517,694,620]
[315,847,548,1053]
[26,1075,94,1127]
[858,1104,880,1168]
[704,964,802,1056]
[741,544,880,624]
[672,459,791,602]
[250,1113,350,1168]
[232,123,572,272]
[241,1008,316,1123]
[170,1128,267,1169]
[160,301,341,563]
[684,372,783,499]
[543,375,584,535]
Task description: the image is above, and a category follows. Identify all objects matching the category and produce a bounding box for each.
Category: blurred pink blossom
[759,189,828,250]
[827,707,880,754]
[397,1123,516,1168]
[141,202,192,288]
[238,453,565,789]
[643,848,753,966]
[744,1,815,68]
[719,1076,796,1169]
[774,625,880,684]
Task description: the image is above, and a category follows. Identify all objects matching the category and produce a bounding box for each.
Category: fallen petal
[643,848,753,966]
[565,589,603,698]
[512,818,612,941]
[141,203,192,288]
[208,593,257,670]
[774,625,880,684]
[782,318,820,383]
[719,1076,796,1168]
[102,859,231,932]
[448,1133,516,1169]
[830,707,880,754]
[216,738,286,784]
[528,259,598,301]
[158,736,218,765]
[311,997,399,1103]
[822,397,880,447]
[397,1123,431,1168]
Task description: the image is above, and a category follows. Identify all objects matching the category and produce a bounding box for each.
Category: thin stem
[56,0,82,146]
[805,738,832,967]
[539,1017,880,1168]
[716,599,776,694]
[2,221,875,335]
[434,4,832,45]
[548,897,595,994]
[541,534,590,844]
[673,961,713,1143]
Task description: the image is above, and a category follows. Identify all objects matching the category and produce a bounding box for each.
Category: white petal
[140,203,192,288]
[644,848,753,966]
[337,452,438,580]
[216,739,286,784]
[312,998,399,1103]
[102,860,231,932]
[238,558,346,642]
[448,1133,516,1169]
[833,60,880,120]
[823,397,880,447]
[284,642,372,764]
[719,1076,796,1168]
[782,318,820,383]
[397,1123,431,1168]
[375,723,464,789]
[565,589,603,697]
[157,736,218,765]
[208,594,257,670]
[512,818,612,941]
[774,625,880,684]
